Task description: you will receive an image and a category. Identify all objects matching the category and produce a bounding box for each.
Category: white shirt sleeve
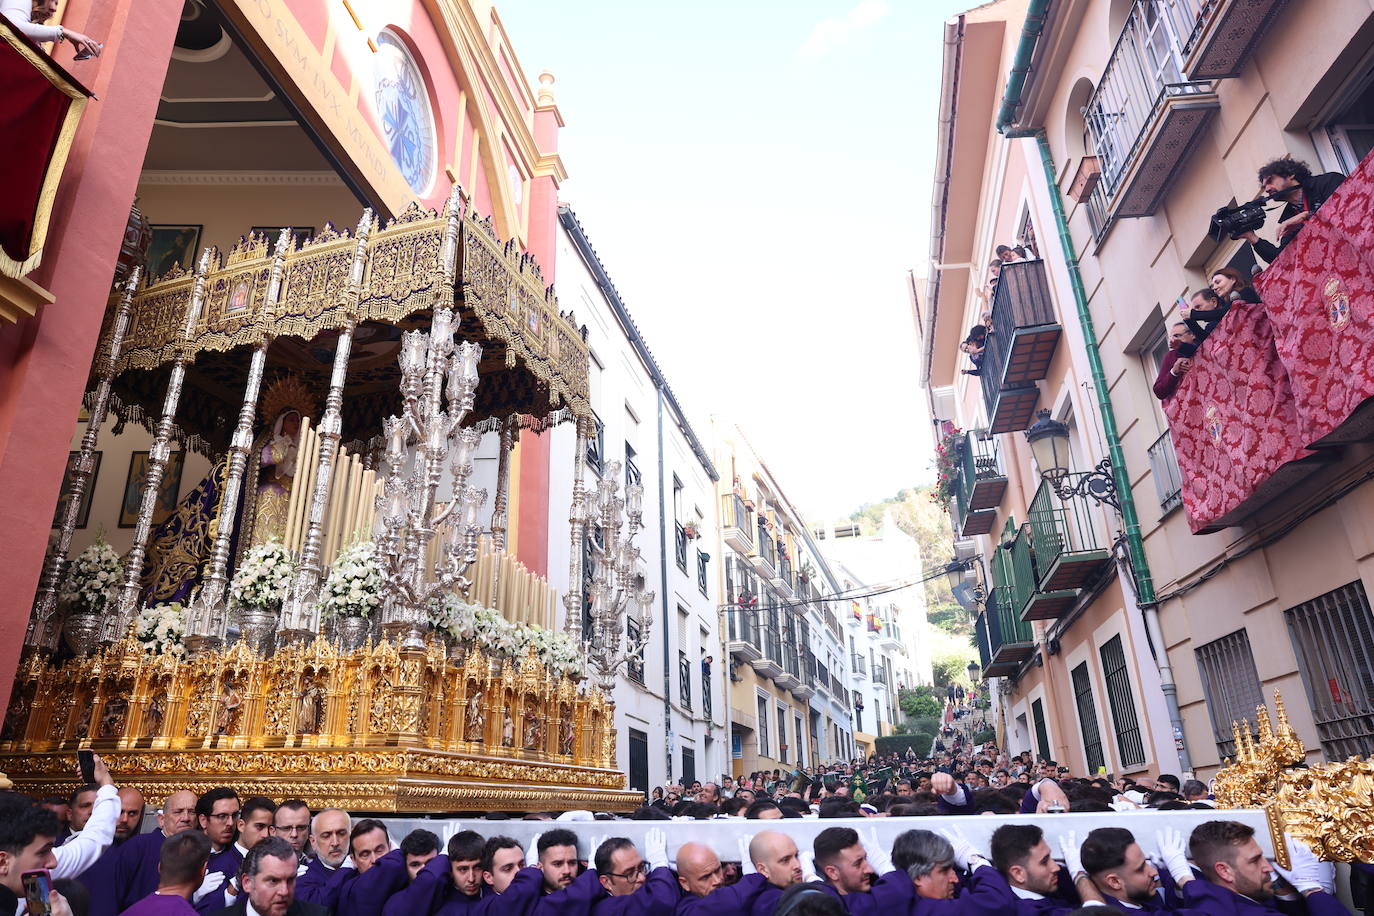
[52,784,118,879]
[1,0,63,42]
[939,785,968,806]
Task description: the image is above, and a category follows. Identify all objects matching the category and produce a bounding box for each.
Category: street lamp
[967,660,981,681]
[1024,409,1120,511]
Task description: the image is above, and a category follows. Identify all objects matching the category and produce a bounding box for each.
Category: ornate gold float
[1210,691,1374,865]
[0,635,637,813]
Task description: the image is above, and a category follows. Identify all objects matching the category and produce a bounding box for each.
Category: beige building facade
[920,0,1374,779]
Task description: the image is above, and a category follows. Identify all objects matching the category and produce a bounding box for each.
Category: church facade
[0,0,567,716]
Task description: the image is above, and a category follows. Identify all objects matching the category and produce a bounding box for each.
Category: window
[1031,698,1052,763]
[697,550,709,596]
[626,617,644,684]
[678,650,692,709]
[1100,635,1147,768]
[625,442,641,487]
[1284,581,1374,759]
[628,728,649,798]
[1195,629,1265,759]
[586,413,605,473]
[795,714,806,769]
[1071,662,1106,773]
[757,695,771,758]
[681,747,696,786]
[777,703,790,764]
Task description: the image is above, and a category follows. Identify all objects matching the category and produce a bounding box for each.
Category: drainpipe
[656,385,675,785]
[994,3,1192,774]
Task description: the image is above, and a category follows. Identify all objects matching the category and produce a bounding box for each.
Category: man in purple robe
[470,837,536,916]
[190,788,241,915]
[111,791,199,915]
[119,829,211,916]
[79,787,146,916]
[382,829,486,916]
[206,837,327,916]
[678,830,804,916]
[1163,823,1349,916]
[336,827,439,916]
[295,809,350,907]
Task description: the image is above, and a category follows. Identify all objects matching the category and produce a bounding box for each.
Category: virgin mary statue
[140,375,315,605]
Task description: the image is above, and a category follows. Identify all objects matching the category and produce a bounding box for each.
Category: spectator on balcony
[976,259,1003,303]
[2,0,102,56]
[1180,288,1233,344]
[960,325,987,376]
[995,244,1027,263]
[1210,267,1262,306]
[1240,156,1345,264]
[1153,322,1197,401]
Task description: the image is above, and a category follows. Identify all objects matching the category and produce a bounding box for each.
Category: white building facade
[546,207,723,797]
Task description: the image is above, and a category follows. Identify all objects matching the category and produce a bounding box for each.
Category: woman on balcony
[1210,267,1263,306]
[1180,288,1236,345]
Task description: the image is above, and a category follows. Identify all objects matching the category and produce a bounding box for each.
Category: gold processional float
[0,186,652,813]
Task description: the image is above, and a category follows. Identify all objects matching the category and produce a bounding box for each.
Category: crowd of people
[1,742,1363,916]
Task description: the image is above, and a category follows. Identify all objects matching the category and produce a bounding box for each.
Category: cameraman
[1240,155,1345,263]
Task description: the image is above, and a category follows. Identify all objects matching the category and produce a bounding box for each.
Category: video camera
[1209,191,1280,242]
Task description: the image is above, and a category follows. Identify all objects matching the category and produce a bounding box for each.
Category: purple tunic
[471,865,544,916]
[296,857,340,908]
[119,894,198,916]
[336,849,409,916]
[592,867,681,916]
[530,868,605,916]
[1182,880,1351,916]
[192,846,244,915]
[383,853,482,916]
[79,836,127,916]
[113,830,167,914]
[676,873,776,916]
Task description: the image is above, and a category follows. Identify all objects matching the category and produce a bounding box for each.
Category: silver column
[186,231,292,650]
[488,419,516,600]
[279,210,373,642]
[561,417,589,642]
[29,267,142,651]
[111,250,214,635]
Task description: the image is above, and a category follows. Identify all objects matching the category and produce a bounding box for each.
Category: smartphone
[22,869,52,916]
[78,748,95,784]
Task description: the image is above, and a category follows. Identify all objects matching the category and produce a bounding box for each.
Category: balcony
[1084,0,1220,219]
[674,522,688,571]
[1172,0,1289,80]
[996,520,1075,623]
[879,622,904,651]
[771,545,791,592]
[696,550,709,596]
[750,522,778,578]
[1147,429,1183,515]
[726,609,762,663]
[775,648,801,691]
[1028,479,1112,593]
[850,653,868,680]
[980,260,1062,433]
[721,494,754,554]
[951,432,1007,536]
[982,587,1036,678]
[751,616,784,679]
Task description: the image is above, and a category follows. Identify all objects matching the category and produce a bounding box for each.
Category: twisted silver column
[29,267,142,651]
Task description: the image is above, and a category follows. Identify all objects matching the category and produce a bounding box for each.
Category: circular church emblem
[373,30,437,194]
[1323,275,1351,330]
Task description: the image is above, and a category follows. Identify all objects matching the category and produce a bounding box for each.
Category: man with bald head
[107,790,199,916]
[678,830,803,916]
[675,843,724,897]
[296,808,351,907]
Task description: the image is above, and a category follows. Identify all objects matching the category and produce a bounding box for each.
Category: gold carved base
[1,634,635,814]
[0,747,641,813]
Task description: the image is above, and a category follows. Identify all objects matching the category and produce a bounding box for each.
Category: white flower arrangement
[135,602,187,657]
[319,540,384,618]
[60,538,123,614]
[228,539,295,611]
[429,592,584,677]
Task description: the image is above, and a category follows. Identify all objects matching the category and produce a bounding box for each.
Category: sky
[499,0,979,520]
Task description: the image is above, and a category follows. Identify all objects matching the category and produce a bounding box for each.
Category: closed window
[757,695,770,758]
[1071,662,1105,773]
[1284,581,1374,759]
[1195,629,1265,759]
[1100,635,1146,768]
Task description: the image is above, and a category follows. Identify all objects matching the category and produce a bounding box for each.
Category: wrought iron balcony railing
[951,431,1007,536]
[1147,429,1183,515]
[982,585,1036,677]
[696,550,709,596]
[850,652,868,678]
[721,493,754,552]
[1027,478,1112,596]
[980,259,1062,433]
[674,521,688,571]
[1083,0,1220,219]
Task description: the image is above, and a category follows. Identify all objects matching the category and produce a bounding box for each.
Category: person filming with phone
[0,793,74,916]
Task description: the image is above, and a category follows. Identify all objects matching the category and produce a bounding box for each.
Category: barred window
[1284,581,1374,759]
[1072,662,1105,773]
[1031,698,1051,763]
[757,695,771,758]
[1195,629,1265,759]
[1100,634,1146,768]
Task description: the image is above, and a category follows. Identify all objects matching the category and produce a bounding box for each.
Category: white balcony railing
[1084,0,1214,205]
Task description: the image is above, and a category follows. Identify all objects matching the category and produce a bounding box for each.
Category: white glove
[296,863,309,877]
[940,827,981,872]
[558,810,595,821]
[863,826,893,874]
[644,828,668,870]
[798,847,817,882]
[192,871,226,905]
[738,836,755,875]
[1273,836,1331,894]
[1155,829,1193,885]
[526,834,542,867]
[1059,831,1084,880]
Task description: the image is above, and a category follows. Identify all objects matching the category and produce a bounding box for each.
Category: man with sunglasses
[591,830,676,915]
